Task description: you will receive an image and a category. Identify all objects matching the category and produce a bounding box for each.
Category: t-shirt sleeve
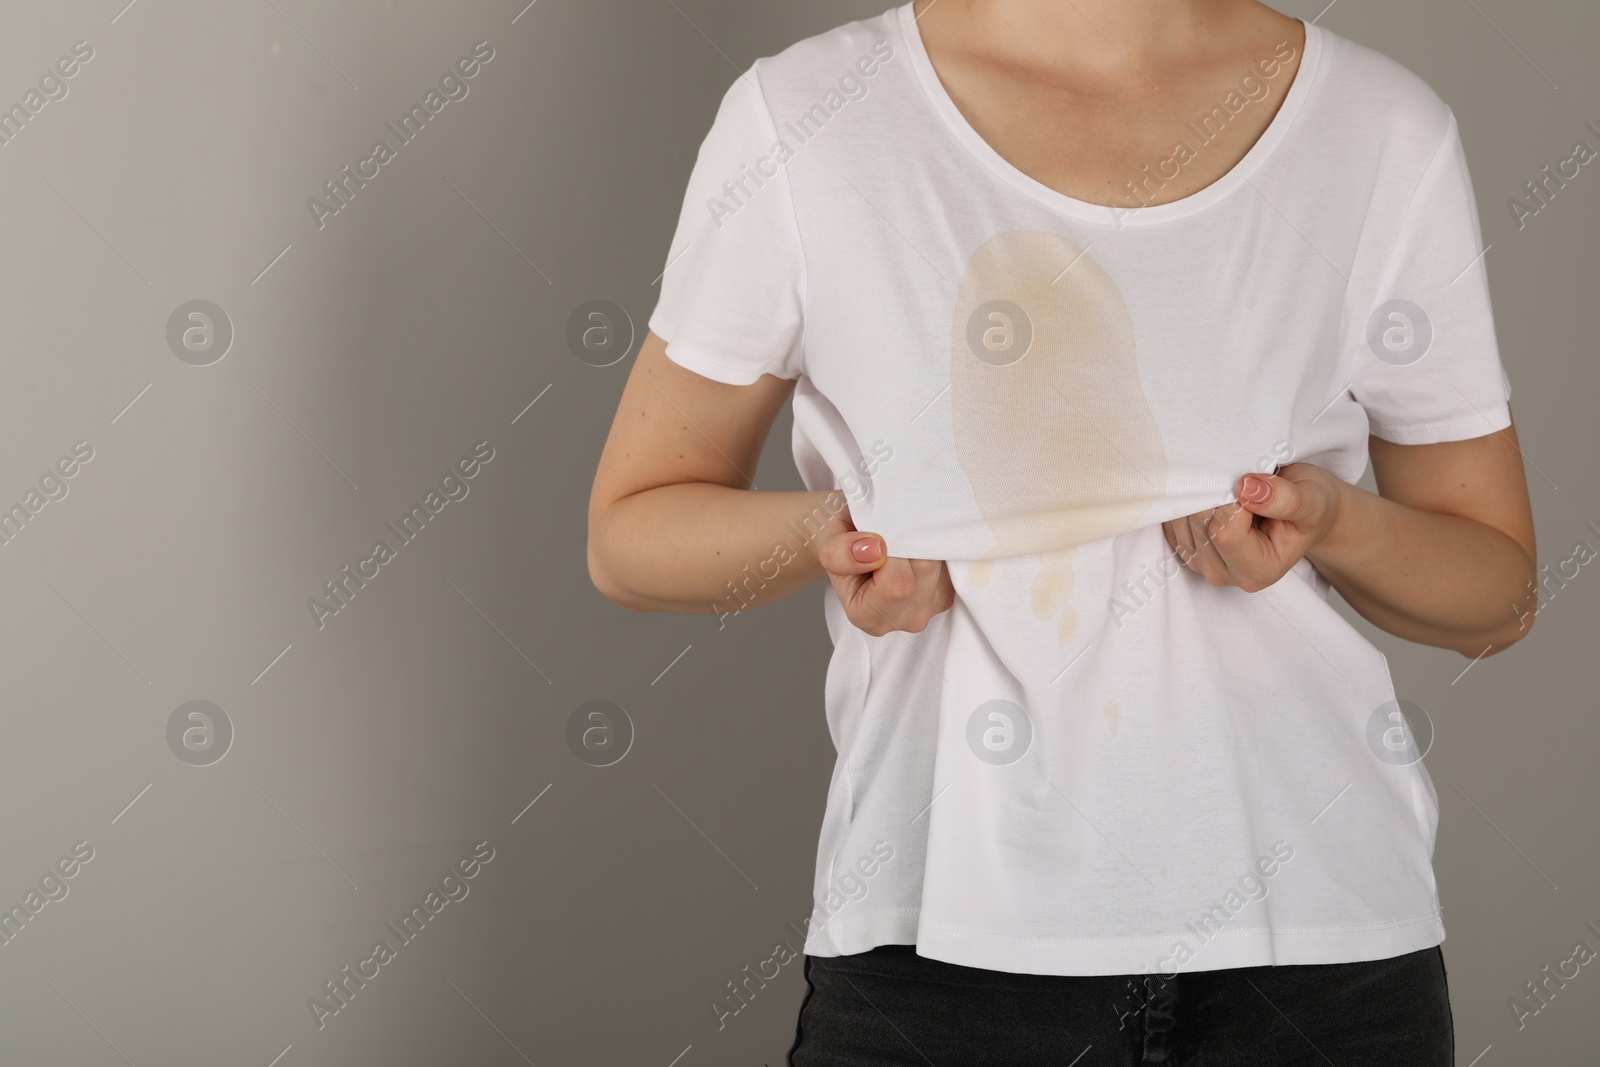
[1347,110,1513,445]
[647,62,806,386]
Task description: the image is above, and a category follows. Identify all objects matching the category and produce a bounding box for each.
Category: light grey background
[0,0,1593,1064]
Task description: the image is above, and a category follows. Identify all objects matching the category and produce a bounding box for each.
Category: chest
[792,197,1366,543]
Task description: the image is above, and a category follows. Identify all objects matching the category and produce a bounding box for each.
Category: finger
[905,557,944,589]
[817,527,887,577]
[883,558,953,633]
[1185,509,1232,584]
[868,556,921,605]
[862,557,955,632]
[1167,516,1199,571]
[1206,500,1270,591]
[850,555,916,628]
[930,559,955,614]
[1203,499,1252,552]
[1235,472,1305,523]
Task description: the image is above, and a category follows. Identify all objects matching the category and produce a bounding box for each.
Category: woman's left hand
[1161,462,1348,592]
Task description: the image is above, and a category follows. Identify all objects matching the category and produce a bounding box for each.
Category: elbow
[1452,615,1534,659]
[1467,569,1540,657]
[587,538,645,612]
[1452,562,1539,658]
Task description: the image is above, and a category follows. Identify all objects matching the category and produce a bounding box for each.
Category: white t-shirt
[650,3,1513,977]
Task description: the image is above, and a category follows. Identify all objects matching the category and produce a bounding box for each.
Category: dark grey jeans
[787,943,1453,1066]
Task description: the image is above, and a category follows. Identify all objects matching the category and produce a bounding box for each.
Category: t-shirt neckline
[894,2,1324,226]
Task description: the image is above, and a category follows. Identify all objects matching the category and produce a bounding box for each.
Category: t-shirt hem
[805,908,1445,976]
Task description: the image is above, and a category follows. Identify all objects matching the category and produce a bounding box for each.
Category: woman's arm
[1306,418,1537,656]
[587,330,831,614]
[588,331,955,632]
[1164,413,1538,658]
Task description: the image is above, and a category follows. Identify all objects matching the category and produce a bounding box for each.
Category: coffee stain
[949,231,1169,644]
[1104,698,1122,735]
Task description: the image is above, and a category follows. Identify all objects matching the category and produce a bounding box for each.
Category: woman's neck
[912,0,1255,88]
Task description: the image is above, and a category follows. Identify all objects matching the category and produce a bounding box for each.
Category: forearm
[1306,479,1537,656]
[589,483,840,614]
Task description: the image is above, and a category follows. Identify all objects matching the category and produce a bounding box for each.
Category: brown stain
[1103,698,1122,735]
[949,231,1169,645]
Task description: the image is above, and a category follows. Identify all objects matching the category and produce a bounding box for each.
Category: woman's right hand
[814,506,954,636]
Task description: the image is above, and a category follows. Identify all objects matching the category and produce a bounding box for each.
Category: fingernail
[1241,475,1272,504]
[851,536,883,563]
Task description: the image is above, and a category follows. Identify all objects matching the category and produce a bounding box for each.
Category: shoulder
[674,7,905,189]
[742,6,905,108]
[1309,24,1457,151]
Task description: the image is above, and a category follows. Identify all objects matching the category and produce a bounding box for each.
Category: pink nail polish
[852,537,882,563]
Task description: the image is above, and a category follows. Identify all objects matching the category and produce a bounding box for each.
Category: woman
[589,0,1537,1061]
